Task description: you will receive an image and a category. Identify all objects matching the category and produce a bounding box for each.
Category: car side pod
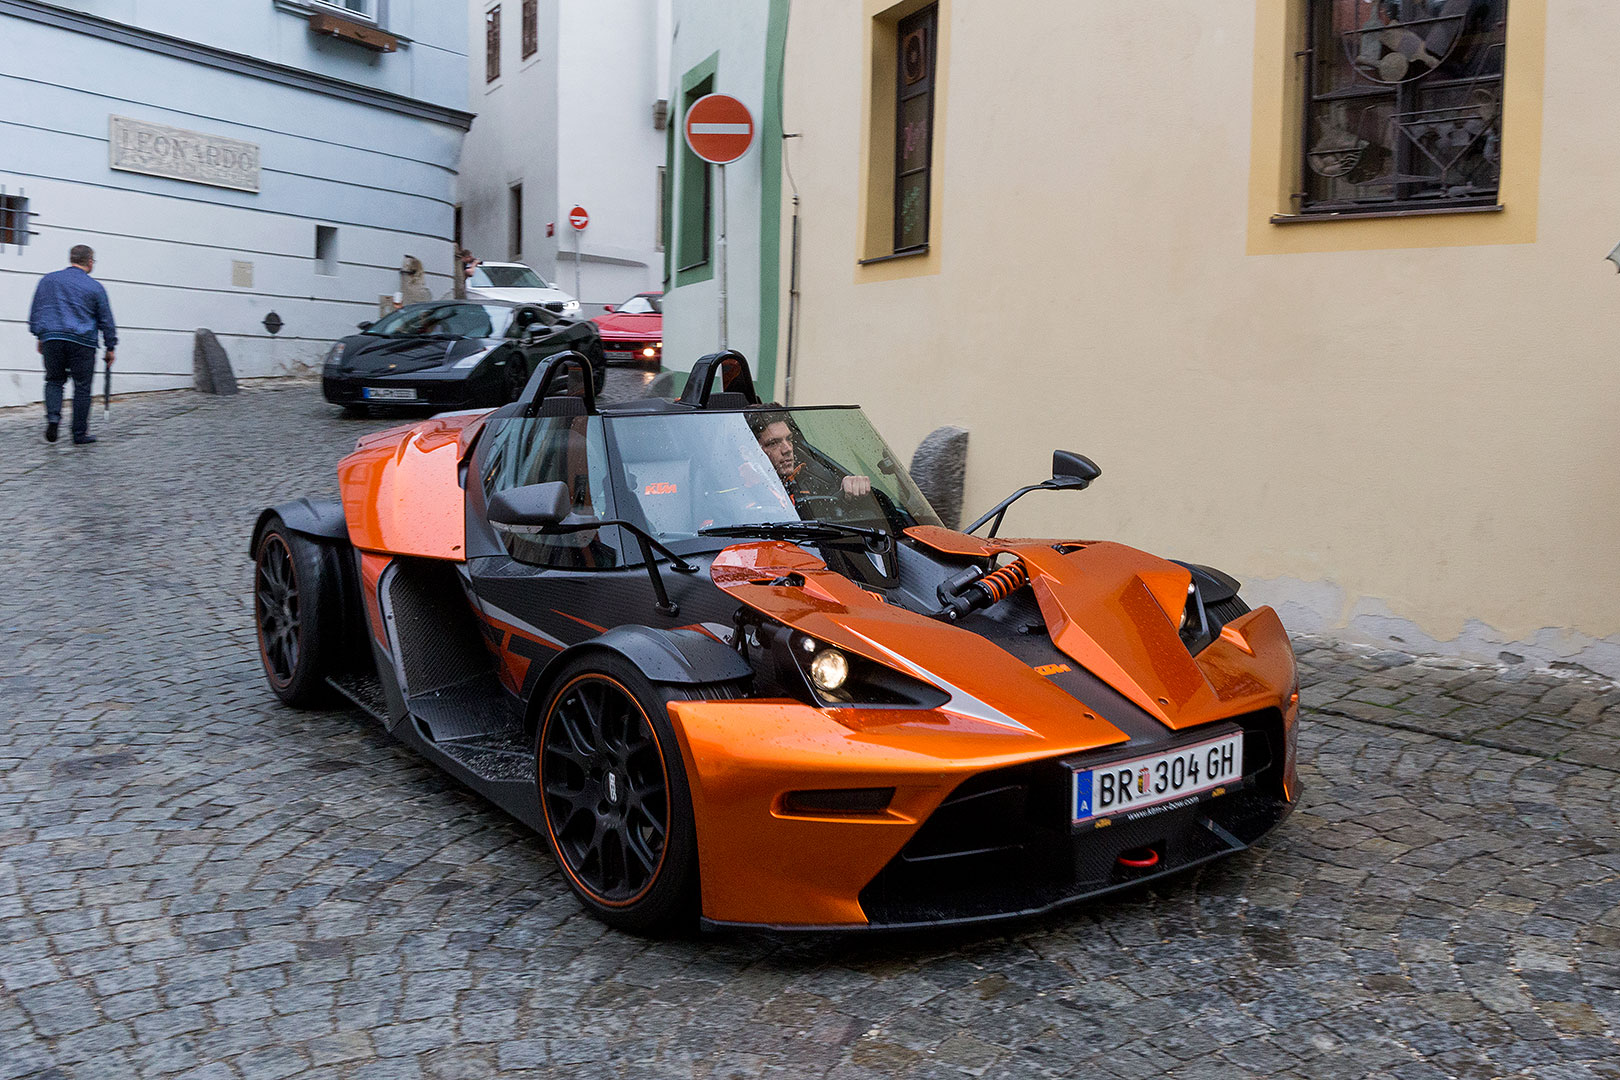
[963,450,1101,539]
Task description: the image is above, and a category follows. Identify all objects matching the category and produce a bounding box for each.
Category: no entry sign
[684,94,755,165]
[569,205,589,230]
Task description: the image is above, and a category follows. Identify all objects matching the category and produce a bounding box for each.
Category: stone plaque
[109,116,260,193]
[231,261,254,288]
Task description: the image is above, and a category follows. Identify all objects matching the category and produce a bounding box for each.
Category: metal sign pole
[717,163,728,349]
[574,223,582,308]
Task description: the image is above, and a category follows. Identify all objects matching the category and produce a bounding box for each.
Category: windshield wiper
[699,520,890,551]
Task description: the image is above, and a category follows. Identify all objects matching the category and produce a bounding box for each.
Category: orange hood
[711,530,1295,750]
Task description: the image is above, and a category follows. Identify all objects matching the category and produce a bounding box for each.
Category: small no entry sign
[569,206,589,230]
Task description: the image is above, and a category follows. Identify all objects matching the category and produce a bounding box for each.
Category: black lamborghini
[321,299,605,414]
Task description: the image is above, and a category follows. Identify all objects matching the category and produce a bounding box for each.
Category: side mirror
[1051,451,1101,487]
[488,481,571,528]
[602,304,615,313]
[357,320,374,331]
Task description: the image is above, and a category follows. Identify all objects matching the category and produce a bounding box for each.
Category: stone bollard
[193,329,239,395]
[909,425,969,529]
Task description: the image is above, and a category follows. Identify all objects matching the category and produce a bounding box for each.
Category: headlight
[809,649,849,692]
[563,300,581,315]
[642,345,658,359]
[452,346,496,369]
[323,342,346,368]
[765,628,946,709]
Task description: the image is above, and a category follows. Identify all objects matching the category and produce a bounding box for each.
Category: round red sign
[569,206,589,230]
[684,94,755,165]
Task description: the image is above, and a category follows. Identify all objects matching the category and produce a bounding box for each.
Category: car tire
[534,653,741,935]
[253,517,340,707]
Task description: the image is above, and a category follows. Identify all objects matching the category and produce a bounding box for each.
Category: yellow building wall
[780,0,1620,672]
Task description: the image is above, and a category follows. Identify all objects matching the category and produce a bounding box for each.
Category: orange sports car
[251,351,1300,934]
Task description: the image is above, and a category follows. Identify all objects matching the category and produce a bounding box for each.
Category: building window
[313,0,377,20]
[1300,0,1507,215]
[0,192,30,250]
[486,6,501,83]
[509,183,524,261]
[315,225,339,276]
[655,166,667,252]
[522,0,538,59]
[893,4,936,251]
[677,74,714,273]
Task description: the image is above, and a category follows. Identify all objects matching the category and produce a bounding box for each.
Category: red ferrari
[593,291,662,365]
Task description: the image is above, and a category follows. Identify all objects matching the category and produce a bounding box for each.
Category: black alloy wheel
[535,655,732,933]
[542,674,671,904]
[253,519,338,707]
[256,533,301,688]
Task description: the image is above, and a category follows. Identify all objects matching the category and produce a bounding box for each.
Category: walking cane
[102,350,112,419]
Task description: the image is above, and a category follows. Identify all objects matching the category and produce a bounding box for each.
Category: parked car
[592,291,662,365]
[462,262,581,317]
[320,299,604,413]
[254,351,1300,934]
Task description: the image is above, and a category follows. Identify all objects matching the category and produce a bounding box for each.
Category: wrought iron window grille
[1298,0,1508,215]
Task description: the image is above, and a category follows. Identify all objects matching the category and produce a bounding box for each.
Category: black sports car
[321,300,605,414]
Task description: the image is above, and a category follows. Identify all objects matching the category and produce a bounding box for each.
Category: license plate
[1072,732,1243,824]
[362,386,417,401]
[603,349,636,359]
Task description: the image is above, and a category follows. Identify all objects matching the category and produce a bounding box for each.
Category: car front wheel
[535,654,735,935]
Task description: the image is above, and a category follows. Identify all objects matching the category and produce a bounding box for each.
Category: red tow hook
[1117,846,1160,870]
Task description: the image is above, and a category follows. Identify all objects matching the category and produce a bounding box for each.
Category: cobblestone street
[2,381,1618,1079]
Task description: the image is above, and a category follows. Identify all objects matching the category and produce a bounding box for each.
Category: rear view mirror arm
[963,478,1090,538]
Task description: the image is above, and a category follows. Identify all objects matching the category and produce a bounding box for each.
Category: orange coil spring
[978,560,1029,603]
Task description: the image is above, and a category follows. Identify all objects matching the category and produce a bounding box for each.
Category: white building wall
[457,0,669,317]
[0,2,468,407]
[662,0,769,375]
[555,0,671,313]
[458,0,560,280]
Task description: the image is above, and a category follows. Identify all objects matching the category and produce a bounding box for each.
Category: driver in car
[747,409,871,507]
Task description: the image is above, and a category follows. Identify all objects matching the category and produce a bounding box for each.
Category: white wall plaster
[1248,576,1620,682]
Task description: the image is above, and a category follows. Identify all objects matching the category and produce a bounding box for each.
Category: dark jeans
[41,340,97,438]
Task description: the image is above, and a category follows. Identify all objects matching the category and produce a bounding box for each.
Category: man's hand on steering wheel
[841,474,872,498]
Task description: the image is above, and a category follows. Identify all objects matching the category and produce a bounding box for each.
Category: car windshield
[478,406,941,559]
[616,294,662,314]
[368,303,510,339]
[474,265,550,289]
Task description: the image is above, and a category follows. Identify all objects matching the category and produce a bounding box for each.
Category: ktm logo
[643,482,678,495]
[1034,663,1071,677]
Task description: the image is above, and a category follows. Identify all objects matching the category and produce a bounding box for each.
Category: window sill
[857,244,928,266]
[676,260,711,274]
[1271,204,1503,225]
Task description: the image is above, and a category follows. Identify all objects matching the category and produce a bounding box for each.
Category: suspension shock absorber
[937,559,1030,621]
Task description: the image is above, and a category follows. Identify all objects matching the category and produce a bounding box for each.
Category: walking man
[28,244,116,444]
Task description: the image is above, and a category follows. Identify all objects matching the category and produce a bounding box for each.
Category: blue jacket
[28,266,117,350]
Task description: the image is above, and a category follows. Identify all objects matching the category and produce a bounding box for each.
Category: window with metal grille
[0,192,29,250]
[522,0,537,59]
[486,5,501,83]
[1300,0,1507,215]
[893,4,937,251]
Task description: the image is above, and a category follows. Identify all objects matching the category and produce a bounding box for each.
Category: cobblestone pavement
[2,381,1617,1080]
